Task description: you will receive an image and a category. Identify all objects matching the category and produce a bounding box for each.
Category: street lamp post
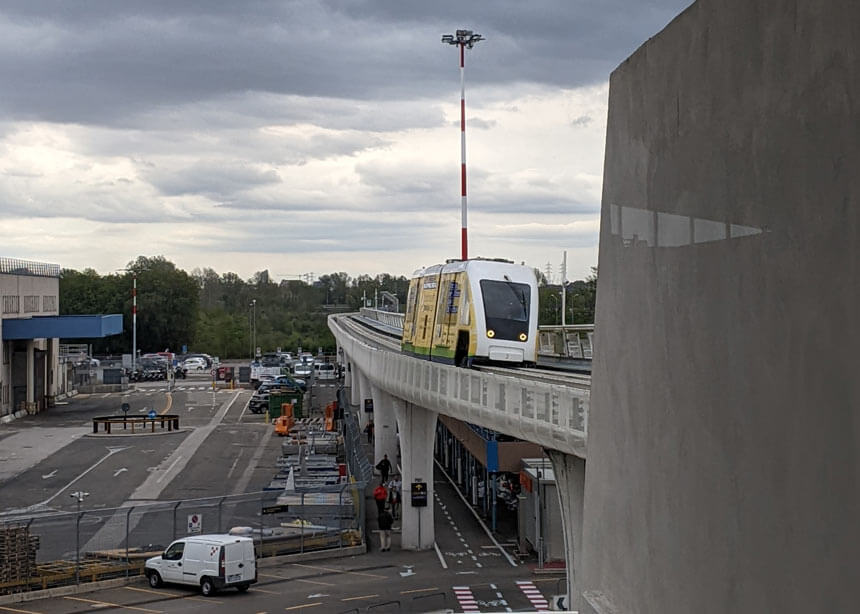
[70,491,89,584]
[117,270,137,374]
[251,299,257,359]
[442,29,484,261]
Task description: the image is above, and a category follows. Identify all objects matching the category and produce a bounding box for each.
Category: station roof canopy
[1,315,123,340]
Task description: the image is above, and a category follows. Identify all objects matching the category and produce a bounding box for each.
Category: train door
[412,272,441,357]
[401,277,421,348]
[432,272,464,362]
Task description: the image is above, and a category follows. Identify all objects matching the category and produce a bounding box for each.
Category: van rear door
[223,540,255,584]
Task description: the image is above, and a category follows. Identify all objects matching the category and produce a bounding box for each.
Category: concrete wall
[581,1,860,612]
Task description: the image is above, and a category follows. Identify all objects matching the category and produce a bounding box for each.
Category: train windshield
[480,280,530,322]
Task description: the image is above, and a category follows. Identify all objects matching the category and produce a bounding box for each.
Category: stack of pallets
[0,526,39,583]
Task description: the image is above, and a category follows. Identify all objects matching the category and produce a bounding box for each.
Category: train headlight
[518,333,527,342]
[486,329,495,338]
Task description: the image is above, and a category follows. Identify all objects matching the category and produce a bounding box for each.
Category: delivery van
[145,534,257,596]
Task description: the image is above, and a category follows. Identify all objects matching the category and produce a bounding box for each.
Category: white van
[145,534,257,596]
[314,362,336,380]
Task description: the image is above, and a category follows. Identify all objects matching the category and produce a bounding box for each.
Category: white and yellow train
[401,259,538,366]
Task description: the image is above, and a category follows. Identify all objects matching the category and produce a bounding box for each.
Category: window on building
[43,295,57,312]
[23,296,40,312]
[2,295,19,314]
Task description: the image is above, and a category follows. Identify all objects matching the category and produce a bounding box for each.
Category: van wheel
[200,578,216,596]
[237,583,250,592]
[147,571,162,588]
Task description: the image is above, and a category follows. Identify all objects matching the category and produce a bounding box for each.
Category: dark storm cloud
[0,1,692,126]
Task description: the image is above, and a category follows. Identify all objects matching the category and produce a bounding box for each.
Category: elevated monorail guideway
[331,313,588,458]
[344,312,592,389]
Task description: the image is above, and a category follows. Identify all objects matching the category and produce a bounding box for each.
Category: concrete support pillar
[349,362,360,407]
[47,338,58,398]
[547,449,585,610]
[357,371,371,429]
[370,385,398,469]
[394,398,437,550]
[342,353,352,389]
[25,340,34,404]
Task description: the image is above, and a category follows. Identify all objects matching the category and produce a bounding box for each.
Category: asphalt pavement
[0,375,566,612]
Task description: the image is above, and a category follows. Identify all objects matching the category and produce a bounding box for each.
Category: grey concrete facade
[0,268,61,415]
[581,1,860,612]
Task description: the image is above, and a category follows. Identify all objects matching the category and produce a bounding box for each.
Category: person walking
[377,509,393,551]
[388,480,401,520]
[364,420,374,443]
[375,454,392,483]
[373,482,388,515]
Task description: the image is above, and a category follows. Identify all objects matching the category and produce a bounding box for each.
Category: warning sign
[187,513,202,534]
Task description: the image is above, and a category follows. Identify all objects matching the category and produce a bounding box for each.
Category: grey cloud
[0,1,692,126]
[145,161,281,199]
[468,118,497,130]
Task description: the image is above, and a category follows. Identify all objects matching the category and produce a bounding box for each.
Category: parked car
[293,362,313,378]
[248,381,304,414]
[145,534,257,595]
[182,357,208,371]
[270,374,307,392]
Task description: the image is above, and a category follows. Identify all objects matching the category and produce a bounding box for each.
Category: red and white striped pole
[459,42,468,260]
[132,274,137,374]
[443,30,483,261]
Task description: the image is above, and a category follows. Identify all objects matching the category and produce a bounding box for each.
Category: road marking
[516,580,549,610]
[0,605,43,614]
[435,458,518,567]
[63,596,162,613]
[291,563,386,579]
[33,447,128,509]
[114,467,128,477]
[399,587,440,594]
[123,586,219,604]
[250,587,280,595]
[226,449,244,480]
[41,470,57,479]
[160,392,173,415]
[284,603,323,610]
[156,454,183,483]
[340,594,379,601]
[433,541,448,569]
[259,573,334,587]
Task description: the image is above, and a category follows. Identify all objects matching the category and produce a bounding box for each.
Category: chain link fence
[340,387,373,483]
[0,483,366,596]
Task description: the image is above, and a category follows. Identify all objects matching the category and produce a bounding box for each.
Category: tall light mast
[442,29,484,260]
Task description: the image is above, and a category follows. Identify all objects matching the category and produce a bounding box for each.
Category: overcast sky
[0,0,691,283]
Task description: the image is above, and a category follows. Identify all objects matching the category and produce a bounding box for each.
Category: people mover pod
[401,259,538,366]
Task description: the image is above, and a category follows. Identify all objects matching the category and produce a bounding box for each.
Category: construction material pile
[0,525,39,583]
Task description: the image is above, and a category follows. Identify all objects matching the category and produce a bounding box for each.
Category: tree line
[60,256,596,358]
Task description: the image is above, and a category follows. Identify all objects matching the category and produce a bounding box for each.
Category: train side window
[459,282,470,326]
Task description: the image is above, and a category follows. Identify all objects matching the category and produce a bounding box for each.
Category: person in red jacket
[373,483,388,515]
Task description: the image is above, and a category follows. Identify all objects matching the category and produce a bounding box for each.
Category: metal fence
[0,484,366,595]
[340,388,373,483]
[0,257,60,278]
